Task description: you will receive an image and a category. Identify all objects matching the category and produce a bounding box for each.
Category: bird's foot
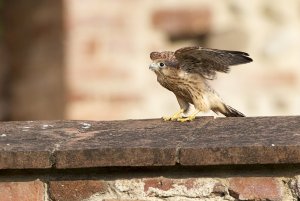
[177,115,196,122]
[163,109,184,121]
[177,110,200,122]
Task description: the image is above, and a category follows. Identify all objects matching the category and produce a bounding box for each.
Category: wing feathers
[174,46,252,79]
[222,50,253,65]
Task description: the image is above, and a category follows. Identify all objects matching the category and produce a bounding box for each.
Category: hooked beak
[149,62,159,70]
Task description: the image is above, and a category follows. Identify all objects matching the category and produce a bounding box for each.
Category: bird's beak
[149,63,158,70]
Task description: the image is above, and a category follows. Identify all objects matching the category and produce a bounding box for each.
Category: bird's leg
[163,109,184,121]
[177,110,200,122]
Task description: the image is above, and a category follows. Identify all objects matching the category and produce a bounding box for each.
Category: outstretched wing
[174,46,253,79]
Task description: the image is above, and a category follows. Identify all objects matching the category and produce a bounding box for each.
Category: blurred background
[0,0,300,121]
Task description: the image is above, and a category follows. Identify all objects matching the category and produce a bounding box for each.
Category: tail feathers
[223,105,245,117]
[213,104,245,117]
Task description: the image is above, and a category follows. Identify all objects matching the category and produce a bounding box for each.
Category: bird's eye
[159,62,165,67]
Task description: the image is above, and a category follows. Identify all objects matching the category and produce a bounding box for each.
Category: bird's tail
[213,104,245,117]
[223,104,245,117]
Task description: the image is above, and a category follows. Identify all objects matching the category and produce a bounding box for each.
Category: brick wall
[2,176,299,201]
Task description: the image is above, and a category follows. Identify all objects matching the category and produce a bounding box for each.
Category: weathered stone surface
[0,151,52,169]
[0,118,212,168]
[229,177,282,201]
[180,116,300,165]
[54,118,212,168]
[49,180,108,201]
[0,121,63,169]
[212,182,227,196]
[55,147,175,168]
[0,120,82,169]
[144,178,174,192]
[291,176,300,199]
[0,180,44,201]
[1,116,300,169]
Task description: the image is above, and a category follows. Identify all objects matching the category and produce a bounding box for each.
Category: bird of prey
[149,46,252,122]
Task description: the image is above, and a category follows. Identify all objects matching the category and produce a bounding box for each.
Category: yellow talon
[177,116,196,122]
[177,110,200,122]
[163,116,171,121]
[163,109,184,121]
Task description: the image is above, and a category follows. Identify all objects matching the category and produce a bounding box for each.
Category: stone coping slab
[0,116,299,169]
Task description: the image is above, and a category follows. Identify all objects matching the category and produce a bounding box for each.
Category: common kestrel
[149,46,252,122]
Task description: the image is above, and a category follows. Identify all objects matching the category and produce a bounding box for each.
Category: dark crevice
[1,164,300,182]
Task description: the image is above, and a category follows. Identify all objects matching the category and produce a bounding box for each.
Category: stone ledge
[0,116,300,169]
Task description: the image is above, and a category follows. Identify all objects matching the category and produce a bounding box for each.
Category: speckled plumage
[149,46,253,118]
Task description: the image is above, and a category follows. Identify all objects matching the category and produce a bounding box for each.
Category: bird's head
[149,51,179,75]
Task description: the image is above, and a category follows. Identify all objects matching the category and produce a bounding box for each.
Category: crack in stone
[175,117,213,166]
[49,139,72,169]
[49,145,59,169]
[48,127,82,169]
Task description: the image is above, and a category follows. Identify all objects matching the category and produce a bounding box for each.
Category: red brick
[49,180,108,201]
[144,178,174,192]
[229,177,282,201]
[183,178,196,190]
[0,180,44,201]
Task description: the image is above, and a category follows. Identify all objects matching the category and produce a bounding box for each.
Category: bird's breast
[157,73,205,104]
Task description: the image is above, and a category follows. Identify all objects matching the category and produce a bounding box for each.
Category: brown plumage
[149,46,252,121]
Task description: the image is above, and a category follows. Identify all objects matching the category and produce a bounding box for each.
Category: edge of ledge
[1,116,300,169]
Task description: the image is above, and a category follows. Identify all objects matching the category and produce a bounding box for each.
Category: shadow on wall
[1,1,65,121]
[0,0,10,121]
